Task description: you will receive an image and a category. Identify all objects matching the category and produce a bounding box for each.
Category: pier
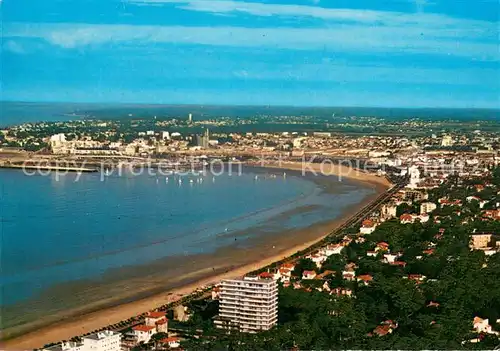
[0,164,99,173]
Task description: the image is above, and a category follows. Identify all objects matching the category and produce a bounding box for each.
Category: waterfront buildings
[82,331,121,351]
[42,331,121,351]
[216,276,278,333]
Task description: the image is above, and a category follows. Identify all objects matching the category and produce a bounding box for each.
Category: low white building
[83,330,121,351]
[43,342,85,351]
[160,337,180,349]
[43,331,121,351]
[321,243,344,256]
[302,270,317,280]
[473,317,499,335]
[420,202,437,214]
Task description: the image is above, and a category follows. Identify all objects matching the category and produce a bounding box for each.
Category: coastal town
[3,0,499,348]
[1,112,499,350]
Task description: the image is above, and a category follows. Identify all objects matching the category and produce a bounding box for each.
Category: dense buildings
[215,276,278,333]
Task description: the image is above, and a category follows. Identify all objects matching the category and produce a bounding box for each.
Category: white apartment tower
[216,276,278,333]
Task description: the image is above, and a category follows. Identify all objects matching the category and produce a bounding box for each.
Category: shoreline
[1,163,391,350]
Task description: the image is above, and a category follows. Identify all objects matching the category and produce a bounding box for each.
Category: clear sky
[2,0,499,108]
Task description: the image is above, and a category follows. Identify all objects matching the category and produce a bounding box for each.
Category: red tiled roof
[147,311,166,318]
[258,272,274,279]
[132,325,156,332]
[373,325,391,336]
[156,319,168,325]
[357,274,373,282]
[362,219,374,227]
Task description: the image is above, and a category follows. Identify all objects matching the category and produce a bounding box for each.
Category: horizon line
[2,100,500,111]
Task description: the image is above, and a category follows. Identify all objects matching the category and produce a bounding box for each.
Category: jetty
[0,164,98,173]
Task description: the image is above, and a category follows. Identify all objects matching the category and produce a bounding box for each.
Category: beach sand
[1,163,390,350]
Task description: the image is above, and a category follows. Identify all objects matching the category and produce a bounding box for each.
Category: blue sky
[2,0,499,107]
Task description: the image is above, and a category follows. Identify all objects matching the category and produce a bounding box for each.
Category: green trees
[291,258,316,277]
[183,173,500,350]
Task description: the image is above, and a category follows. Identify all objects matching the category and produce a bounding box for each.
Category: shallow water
[0,167,373,311]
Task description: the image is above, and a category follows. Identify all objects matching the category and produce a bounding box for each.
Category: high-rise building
[441,135,453,147]
[188,113,193,123]
[195,129,210,148]
[215,276,278,333]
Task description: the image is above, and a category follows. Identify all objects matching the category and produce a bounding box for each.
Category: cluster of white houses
[42,312,180,351]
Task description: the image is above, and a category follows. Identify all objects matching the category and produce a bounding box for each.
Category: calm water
[2,101,499,127]
[0,168,374,307]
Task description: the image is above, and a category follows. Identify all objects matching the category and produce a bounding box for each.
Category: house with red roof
[375,242,390,252]
[423,248,435,255]
[131,325,156,343]
[160,337,181,349]
[356,274,373,286]
[406,274,426,282]
[438,198,462,207]
[482,209,500,220]
[370,320,398,337]
[360,219,377,235]
[145,311,168,333]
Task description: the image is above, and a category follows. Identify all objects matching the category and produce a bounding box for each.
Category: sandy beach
[1,162,391,350]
